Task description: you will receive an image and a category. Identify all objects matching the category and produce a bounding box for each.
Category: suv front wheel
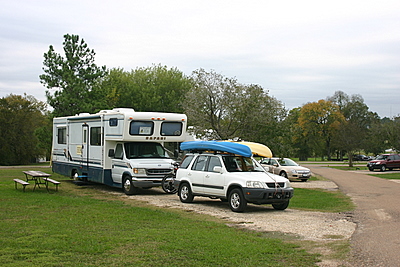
[272,201,289,210]
[178,183,194,203]
[228,188,247,212]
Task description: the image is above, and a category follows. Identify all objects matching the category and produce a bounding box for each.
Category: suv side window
[207,156,222,172]
[180,155,194,169]
[394,155,400,160]
[192,155,207,171]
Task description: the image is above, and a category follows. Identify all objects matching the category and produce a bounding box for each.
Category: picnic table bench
[22,171,60,192]
[13,179,30,192]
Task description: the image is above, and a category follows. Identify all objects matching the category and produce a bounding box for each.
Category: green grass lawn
[0,167,353,266]
[368,172,400,179]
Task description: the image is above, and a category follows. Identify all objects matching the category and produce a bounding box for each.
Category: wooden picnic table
[23,171,52,191]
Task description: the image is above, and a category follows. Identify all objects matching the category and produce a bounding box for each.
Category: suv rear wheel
[179,183,194,203]
[228,188,247,212]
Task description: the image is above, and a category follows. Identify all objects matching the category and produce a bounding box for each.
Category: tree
[328,91,380,165]
[382,116,400,152]
[40,34,107,116]
[297,100,345,160]
[182,69,286,150]
[100,65,192,113]
[284,108,312,160]
[0,94,47,165]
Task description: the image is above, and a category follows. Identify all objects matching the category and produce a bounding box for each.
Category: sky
[1,0,399,118]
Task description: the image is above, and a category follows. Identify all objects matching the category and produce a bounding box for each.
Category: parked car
[260,158,311,182]
[353,154,369,161]
[174,151,294,212]
[367,154,400,172]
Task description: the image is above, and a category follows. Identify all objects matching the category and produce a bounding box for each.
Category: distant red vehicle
[367,154,400,172]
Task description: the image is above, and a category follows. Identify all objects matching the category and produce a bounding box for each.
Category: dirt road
[306,166,400,266]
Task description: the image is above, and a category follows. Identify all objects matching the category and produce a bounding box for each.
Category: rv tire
[71,170,79,180]
[123,176,139,195]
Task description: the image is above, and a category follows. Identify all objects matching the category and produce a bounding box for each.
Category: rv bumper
[131,178,162,188]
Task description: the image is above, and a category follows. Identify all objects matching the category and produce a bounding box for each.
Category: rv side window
[161,122,183,136]
[129,121,154,135]
[109,118,118,127]
[114,144,124,159]
[90,127,102,146]
[57,127,67,144]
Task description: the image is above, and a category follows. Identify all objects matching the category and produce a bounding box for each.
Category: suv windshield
[124,142,169,159]
[376,155,388,160]
[222,156,264,172]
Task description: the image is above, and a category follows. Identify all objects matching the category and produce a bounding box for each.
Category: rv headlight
[246,181,266,188]
[133,168,146,175]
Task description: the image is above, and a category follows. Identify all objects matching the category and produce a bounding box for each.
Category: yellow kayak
[222,141,273,158]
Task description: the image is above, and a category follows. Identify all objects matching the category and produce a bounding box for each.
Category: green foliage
[40,34,107,116]
[100,65,192,113]
[381,116,400,152]
[328,91,381,165]
[0,168,319,266]
[34,114,53,160]
[0,94,47,165]
[183,69,286,147]
[296,99,345,160]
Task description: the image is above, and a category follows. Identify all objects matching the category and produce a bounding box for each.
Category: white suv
[174,152,294,212]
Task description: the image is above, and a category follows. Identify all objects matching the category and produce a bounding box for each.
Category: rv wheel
[71,170,79,180]
[123,176,139,195]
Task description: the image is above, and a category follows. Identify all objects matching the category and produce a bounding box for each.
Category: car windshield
[124,142,169,159]
[278,158,298,166]
[222,156,264,172]
[375,155,388,160]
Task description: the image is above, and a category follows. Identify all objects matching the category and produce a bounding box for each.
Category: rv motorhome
[51,108,187,195]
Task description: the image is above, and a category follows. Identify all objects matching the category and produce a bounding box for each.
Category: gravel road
[307,166,400,267]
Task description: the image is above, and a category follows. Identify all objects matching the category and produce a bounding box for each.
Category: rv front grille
[147,169,172,175]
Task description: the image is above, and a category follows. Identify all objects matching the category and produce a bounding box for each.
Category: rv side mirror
[108,149,115,158]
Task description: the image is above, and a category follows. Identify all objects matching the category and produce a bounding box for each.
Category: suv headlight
[291,169,297,174]
[133,168,146,175]
[246,181,266,188]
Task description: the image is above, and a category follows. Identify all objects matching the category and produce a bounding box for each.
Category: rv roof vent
[77,113,90,116]
[112,108,135,113]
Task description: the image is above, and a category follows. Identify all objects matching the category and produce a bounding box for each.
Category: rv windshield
[124,142,169,159]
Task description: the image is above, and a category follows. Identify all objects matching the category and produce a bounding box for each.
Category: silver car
[260,158,311,182]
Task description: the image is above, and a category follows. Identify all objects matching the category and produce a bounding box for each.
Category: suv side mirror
[108,149,115,158]
[213,166,223,173]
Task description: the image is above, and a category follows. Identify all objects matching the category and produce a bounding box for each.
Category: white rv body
[51,108,187,193]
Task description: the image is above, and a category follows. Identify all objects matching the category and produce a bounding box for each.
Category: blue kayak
[180,141,252,157]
